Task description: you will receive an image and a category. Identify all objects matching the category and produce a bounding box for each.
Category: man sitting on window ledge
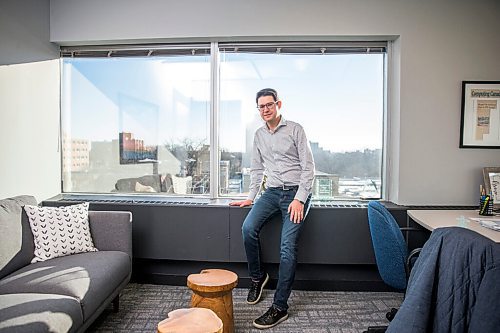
[230,88,315,329]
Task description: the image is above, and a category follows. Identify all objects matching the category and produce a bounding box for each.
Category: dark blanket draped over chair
[387,227,500,333]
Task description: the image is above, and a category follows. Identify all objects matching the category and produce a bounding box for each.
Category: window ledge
[46,193,373,208]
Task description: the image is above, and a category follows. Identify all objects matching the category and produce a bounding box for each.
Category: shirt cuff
[247,189,258,201]
[294,188,309,204]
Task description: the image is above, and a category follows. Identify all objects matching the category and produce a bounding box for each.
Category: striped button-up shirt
[247,116,315,203]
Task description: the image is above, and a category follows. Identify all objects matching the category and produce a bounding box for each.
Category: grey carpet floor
[88,283,403,332]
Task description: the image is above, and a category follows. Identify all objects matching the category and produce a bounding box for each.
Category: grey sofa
[115,174,174,193]
[0,195,132,333]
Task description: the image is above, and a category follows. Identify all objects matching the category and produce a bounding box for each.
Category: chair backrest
[172,175,193,194]
[367,201,408,290]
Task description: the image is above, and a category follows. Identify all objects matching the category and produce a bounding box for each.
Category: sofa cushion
[0,251,131,321]
[0,195,37,279]
[115,174,162,192]
[135,182,157,193]
[0,293,83,333]
[161,173,174,193]
[24,203,98,263]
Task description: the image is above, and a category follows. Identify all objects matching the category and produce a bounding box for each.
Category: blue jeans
[242,187,312,311]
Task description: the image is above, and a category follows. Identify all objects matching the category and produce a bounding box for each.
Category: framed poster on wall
[460,81,500,148]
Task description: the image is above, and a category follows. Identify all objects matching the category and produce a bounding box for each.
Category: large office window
[61,46,211,194]
[219,43,385,200]
[60,42,386,200]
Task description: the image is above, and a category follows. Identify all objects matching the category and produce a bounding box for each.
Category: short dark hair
[256,88,279,103]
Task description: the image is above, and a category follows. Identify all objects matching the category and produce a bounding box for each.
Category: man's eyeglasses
[257,101,278,111]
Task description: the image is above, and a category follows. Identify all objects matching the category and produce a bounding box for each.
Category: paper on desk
[469,217,500,222]
[469,217,500,231]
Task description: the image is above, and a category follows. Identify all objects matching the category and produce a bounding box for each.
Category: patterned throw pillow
[135,181,156,193]
[24,202,98,263]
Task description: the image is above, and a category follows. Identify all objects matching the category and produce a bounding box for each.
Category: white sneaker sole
[253,313,289,329]
[246,273,269,305]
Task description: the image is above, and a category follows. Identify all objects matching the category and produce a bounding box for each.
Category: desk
[407,209,500,243]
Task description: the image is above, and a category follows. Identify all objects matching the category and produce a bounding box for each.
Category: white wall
[49,0,500,206]
[0,60,61,202]
[0,0,60,202]
[3,0,499,205]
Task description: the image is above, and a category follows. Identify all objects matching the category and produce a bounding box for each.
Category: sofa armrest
[88,211,132,258]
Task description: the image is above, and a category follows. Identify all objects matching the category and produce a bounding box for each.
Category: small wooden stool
[187,269,238,333]
[157,307,223,333]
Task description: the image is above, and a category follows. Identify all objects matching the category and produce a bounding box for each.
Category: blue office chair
[364,201,422,333]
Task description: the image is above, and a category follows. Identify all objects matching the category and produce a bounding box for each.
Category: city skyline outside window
[60,43,385,200]
[61,51,211,194]
[219,50,384,200]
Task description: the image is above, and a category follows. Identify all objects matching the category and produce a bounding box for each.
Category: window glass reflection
[61,55,211,195]
[219,52,384,200]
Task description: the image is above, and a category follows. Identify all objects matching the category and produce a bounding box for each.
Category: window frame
[60,41,388,201]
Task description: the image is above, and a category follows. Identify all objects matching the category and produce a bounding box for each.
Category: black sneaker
[246,273,269,304]
[253,305,289,329]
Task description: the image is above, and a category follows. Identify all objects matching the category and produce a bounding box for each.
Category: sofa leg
[112,295,120,312]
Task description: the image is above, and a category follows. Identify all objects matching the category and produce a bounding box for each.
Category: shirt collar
[265,115,287,133]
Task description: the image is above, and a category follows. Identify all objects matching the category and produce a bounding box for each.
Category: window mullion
[209,42,220,199]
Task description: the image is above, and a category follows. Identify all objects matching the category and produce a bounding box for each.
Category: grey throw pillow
[24,203,98,263]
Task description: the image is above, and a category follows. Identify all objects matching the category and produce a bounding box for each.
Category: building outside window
[218,43,385,201]
[60,42,385,200]
[61,47,211,195]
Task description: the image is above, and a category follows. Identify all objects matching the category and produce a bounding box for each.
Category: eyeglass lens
[257,102,276,110]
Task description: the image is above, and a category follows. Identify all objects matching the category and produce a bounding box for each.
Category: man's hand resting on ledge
[229,199,253,207]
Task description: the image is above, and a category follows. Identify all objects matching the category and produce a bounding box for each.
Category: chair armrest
[88,211,132,257]
[407,248,421,268]
[404,247,422,279]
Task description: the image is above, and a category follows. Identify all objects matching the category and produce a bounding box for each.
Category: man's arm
[294,125,315,203]
[229,133,264,207]
[246,134,265,201]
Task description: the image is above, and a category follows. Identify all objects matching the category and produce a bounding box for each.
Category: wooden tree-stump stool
[157,307,223,333]
[187,269,238,333]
